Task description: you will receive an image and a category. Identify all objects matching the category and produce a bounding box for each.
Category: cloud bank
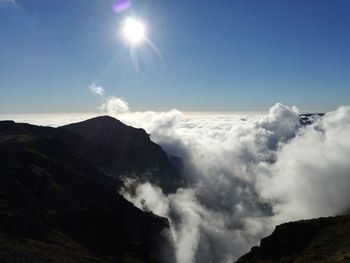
[118,103,350,263]
[259,106,350,222]
[87,87,350,262]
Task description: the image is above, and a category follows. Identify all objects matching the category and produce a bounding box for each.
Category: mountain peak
[60,116,185,193]
[60,115,147,142]
[63,115,129,130]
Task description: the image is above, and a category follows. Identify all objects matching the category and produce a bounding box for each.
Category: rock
[235,215,350,263]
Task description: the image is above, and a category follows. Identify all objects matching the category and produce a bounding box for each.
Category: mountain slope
[60,116,185,193]
[235,215,350,263]
[0,119,175,263]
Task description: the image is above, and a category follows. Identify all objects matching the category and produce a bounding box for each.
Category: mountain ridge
[0,116,181,263]
[60,115,186,193]
[235,215,350,263]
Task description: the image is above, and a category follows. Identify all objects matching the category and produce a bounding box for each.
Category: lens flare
[122,17,146,44]
[113,0,132,13]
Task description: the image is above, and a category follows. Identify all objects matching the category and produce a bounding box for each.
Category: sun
[122,17,146,44]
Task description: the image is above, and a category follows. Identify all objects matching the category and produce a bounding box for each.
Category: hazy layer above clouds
[2,100,350,263]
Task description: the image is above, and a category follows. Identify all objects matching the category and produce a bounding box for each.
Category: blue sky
[0,0,349,113]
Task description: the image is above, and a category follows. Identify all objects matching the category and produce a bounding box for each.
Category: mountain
[61,116,185,193]
[299,113,325,125]
[235,215,350,263]
[0,118,179,263]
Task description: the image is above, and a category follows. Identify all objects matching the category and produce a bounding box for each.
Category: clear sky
[0,0,349,113]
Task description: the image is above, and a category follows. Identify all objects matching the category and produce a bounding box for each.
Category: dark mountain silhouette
[0,118,179,263]
[299,113,325,125]
[235,215,350,263]
[61,116,185,193]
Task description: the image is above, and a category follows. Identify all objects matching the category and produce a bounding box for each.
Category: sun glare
[122,17,146,44]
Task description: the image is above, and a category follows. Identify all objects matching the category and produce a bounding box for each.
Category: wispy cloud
[89,83,129,115]
[89,83,105,96]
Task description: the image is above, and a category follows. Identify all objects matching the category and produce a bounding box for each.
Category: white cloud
[120,103,350,263]
[120,109,183,137]
[89,83,105,96]
[258,106,350,223]
[89,83,129,115]
[100,96,129,115]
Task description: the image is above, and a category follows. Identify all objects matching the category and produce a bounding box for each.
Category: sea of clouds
[119,103,350,263]
[2,90,350,263]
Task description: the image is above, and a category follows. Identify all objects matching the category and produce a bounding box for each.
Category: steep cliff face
[235,215,350,263]
[0,118,178,263]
